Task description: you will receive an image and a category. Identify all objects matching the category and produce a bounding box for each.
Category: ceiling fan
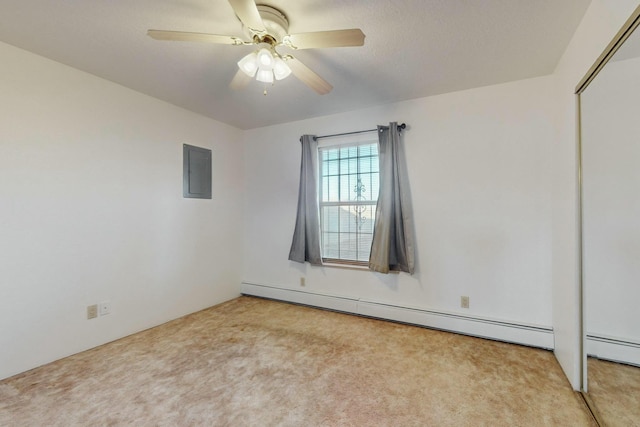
[147,0,365,95]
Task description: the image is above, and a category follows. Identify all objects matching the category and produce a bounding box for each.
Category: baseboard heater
[586,334,640,367]
[241,282,554,350]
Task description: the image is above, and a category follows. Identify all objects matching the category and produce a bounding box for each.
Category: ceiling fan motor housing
[243,5,289,44]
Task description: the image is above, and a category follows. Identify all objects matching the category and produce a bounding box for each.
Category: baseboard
[241,282,554,350]
[586,334,640,367]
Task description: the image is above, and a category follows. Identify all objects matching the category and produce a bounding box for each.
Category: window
[319,141,379,264]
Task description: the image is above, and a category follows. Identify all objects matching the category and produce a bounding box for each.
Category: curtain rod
[314,123,406,140]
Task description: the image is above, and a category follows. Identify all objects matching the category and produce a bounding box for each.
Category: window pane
[326,149,338,160]
[360,156,371,173]
[340,174,351,202]
[319,141,379,262]
[321,176,329,202]
[327,176,339,201]
[322,206,340,232]
[359,144,375,157]
[326,159,339,176]
[323,232,339,258]
[340,232,357,260]
[339,158,350,177]
[360,205,375,233]
[338,206,351,234]
[357,175,371,201]
[340,146,356,159]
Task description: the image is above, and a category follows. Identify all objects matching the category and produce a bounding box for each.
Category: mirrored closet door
[578,5,640,426]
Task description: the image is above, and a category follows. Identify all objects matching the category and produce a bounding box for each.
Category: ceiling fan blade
[230,69,253,90]
[147,30,245,45]
[227,0,266,34]
[286,57,333,95]
[283,29,365,49]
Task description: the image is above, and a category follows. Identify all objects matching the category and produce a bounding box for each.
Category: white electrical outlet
[99,301,111,316]
[300,277,306,287]
[461,296,470,309]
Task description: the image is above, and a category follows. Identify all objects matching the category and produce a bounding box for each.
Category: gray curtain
[369,122,415,274]
[288,135,323,265]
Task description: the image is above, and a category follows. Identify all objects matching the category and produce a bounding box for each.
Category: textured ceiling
[0,0,591,129]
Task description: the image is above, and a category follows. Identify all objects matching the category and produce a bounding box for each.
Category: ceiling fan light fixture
[149,2,364,96]
[256,48,274,69]
[238,51,258,77]
[273,57,292,80]
[256,69,274,83]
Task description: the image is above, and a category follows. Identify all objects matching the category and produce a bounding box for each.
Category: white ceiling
[0,0,591,129]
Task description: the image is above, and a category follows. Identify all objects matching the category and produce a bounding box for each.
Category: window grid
[319,143,379,263]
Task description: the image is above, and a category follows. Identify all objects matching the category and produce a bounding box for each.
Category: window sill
[320,260,401,274]
[321,261,370,271]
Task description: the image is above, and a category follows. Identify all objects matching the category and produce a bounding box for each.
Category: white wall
[243,76,555,329]
[3,1,639,389]
[581,56,640,346]
[551,0,640,389]
[0,42,244,380]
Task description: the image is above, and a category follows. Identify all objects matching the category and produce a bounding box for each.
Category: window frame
[317,135,380,266]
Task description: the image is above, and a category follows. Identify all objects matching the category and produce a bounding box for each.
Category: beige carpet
[0,296,595,426]
[587,357,640,427]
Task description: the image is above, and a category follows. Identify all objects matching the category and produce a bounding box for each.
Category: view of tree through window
[319,142,379,263]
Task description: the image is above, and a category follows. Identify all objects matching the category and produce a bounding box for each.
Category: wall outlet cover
[87,304,98,319]
[461,296,470,309]
[99,301,111,316]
